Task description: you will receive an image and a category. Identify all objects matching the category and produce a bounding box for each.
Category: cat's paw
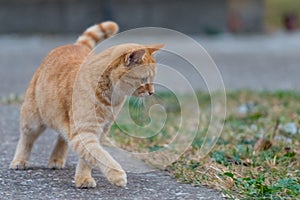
[106,168,127,187]
[75,176,97,189]
[48,159,65,169]
[9,160,29,170]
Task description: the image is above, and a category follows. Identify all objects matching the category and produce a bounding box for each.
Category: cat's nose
[148,91,153,96]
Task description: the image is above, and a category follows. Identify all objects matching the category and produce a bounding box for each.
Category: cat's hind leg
[10,104,45,170]
[48,135,69,169]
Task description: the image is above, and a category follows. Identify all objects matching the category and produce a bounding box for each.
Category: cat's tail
[75,21,119,49]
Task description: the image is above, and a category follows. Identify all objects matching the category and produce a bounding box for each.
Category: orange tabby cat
[9,21,164,188]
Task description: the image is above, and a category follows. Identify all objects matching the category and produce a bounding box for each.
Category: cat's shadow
[24,166,74,171]
[13,165,119,190]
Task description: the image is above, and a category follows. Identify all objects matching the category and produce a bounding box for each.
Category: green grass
[110,90,300,199]
[0,93,23,105]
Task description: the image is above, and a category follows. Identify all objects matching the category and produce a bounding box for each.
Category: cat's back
[39,44,90,74]
[32,44,90,96]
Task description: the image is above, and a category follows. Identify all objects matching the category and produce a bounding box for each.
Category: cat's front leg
[71,131,127,187]
[104,165,127,187]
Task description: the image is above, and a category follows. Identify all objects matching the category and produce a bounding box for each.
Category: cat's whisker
[141,98,146,110]
[134,100,139,117]
[134,97,141,112]
[137,98,142,113]
[135,97,141,116]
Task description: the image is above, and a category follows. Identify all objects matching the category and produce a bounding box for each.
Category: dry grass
[111,90,300,199]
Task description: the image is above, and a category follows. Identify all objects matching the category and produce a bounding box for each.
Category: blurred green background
[265,0,300,31]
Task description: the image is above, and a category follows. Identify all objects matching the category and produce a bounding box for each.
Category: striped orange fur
[9,21,164,189]
[75,21,119,49]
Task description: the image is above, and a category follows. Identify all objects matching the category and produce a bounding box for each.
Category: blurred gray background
[0,0,264,34]
[0,0,299,95]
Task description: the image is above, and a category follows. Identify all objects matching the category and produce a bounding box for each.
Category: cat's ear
[124,49,146,66]
[146,44,164,55]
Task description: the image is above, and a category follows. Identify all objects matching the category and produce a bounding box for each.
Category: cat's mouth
[133,91,152,97]
[133,86,154,97]
[137,93,151,97]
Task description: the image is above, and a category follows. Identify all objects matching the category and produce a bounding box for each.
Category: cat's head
[110,44,164,97]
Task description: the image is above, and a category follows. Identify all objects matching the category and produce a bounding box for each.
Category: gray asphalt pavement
[0,106,224,199]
